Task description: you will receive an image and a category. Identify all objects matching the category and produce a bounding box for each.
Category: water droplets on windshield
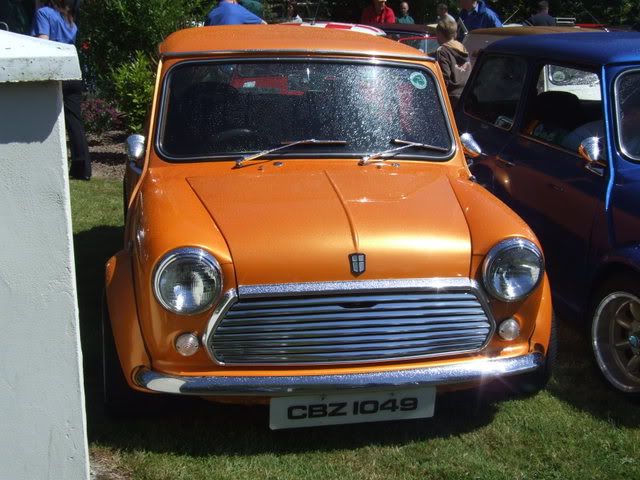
[159,60,452,160]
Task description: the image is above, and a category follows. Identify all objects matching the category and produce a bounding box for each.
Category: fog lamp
[175,333,200,356]
[498,318,520,341]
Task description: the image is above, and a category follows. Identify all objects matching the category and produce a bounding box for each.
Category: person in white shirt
[437,3,456,23]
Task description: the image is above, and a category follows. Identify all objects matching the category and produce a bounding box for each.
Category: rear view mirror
[579,136,605,176]
[126,134,146,167]
[578,136,603,163]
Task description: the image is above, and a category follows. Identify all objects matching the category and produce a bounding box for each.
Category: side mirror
[126,134,146,167]
[460,133,482,165]
[579,136,605,176]
[578,136,603,163]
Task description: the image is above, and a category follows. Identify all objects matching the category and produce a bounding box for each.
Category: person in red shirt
[360,0,396,24]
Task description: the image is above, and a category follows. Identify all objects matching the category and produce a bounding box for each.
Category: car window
[398,37,439,55]
[158,60,452,160]
[462,55,527,130]
[539,65,600,100]
[615,70,640,161]
[524,64,603,153]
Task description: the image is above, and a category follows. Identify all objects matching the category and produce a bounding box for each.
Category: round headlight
[482,238,544,302]
[153,247,222,315]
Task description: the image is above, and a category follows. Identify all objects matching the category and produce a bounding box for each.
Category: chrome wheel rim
[592,292,640,393]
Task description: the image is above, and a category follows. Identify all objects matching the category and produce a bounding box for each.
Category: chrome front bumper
[135,352,543,396]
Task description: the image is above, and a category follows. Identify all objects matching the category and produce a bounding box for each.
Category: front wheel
[591,276,640,393]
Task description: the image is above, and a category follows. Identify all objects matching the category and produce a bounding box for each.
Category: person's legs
[63,80,91,180]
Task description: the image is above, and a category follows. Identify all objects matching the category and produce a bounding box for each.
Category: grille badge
[349,253,366,275]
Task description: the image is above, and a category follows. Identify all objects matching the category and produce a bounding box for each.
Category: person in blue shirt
[458,0,502,31]
[31,0,91,180]
[205,0,266,26]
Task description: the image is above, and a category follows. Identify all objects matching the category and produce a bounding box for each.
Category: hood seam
[323,170,360,252]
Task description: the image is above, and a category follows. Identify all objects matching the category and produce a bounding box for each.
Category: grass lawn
[71,179,640,480]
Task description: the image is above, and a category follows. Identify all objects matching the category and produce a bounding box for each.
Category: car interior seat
[524,90,583,145]
[164,81,240,155]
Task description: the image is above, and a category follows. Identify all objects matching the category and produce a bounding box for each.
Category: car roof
[468,26,582,36]
[160,25,429,60]
[370,23,437,36]
[485,31,640,66]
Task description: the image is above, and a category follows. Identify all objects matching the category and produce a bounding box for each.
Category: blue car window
[616,70,640,161]
[524,63,603,153]
[462,55,527,131]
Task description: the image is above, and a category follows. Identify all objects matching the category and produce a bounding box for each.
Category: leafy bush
[81,96,123,135]
[78,0,210,95]
[111,51,155,133]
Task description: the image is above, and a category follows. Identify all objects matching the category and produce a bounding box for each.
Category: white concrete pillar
[0,30,89,479]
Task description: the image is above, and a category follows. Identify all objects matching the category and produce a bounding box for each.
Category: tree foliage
[77,0,212,130]
[78,0,210,92]
[111,51,156,133]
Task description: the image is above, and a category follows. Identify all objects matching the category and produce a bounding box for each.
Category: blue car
[455,32,640,393]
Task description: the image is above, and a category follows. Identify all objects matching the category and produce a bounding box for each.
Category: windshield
[158,60,453,160]
[616,70,640,161]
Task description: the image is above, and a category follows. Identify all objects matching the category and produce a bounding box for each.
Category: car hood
[187,165,471,285]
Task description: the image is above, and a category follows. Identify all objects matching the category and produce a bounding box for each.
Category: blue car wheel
[592,276,640,394]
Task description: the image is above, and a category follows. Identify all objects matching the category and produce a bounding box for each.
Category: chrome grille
[208,288,493,365]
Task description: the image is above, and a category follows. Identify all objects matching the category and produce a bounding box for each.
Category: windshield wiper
[234,139,347,168]
[359,139,449,166]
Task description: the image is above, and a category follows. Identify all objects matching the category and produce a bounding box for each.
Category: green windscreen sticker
[409,72,427,89]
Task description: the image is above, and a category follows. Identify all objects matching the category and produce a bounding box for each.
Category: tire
[590,274,640,394]
[101,294,149,416]
[508,313,558,395]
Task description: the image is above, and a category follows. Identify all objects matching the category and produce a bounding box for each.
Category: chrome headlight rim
[482,237,544,303]
[153,247,223,316]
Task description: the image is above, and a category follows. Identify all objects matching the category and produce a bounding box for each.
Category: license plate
[269,387,435,430]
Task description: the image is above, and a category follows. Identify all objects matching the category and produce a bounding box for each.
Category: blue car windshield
[616,70,640,161]
[158,60,453,160]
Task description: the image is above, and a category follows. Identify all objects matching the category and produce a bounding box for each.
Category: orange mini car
[104,25,554,429]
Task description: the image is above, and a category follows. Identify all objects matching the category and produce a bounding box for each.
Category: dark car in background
[455,31,640,393]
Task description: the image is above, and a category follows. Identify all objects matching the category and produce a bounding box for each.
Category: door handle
[585,162,605,177]
[547,183,564,192]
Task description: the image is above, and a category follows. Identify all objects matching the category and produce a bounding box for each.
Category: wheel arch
[105,249,152,390]
[587,248,640,316]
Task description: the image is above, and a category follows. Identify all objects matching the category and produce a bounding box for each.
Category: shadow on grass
[73,225,125,435]
[546,317,640,427]
[87,389,507,456]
